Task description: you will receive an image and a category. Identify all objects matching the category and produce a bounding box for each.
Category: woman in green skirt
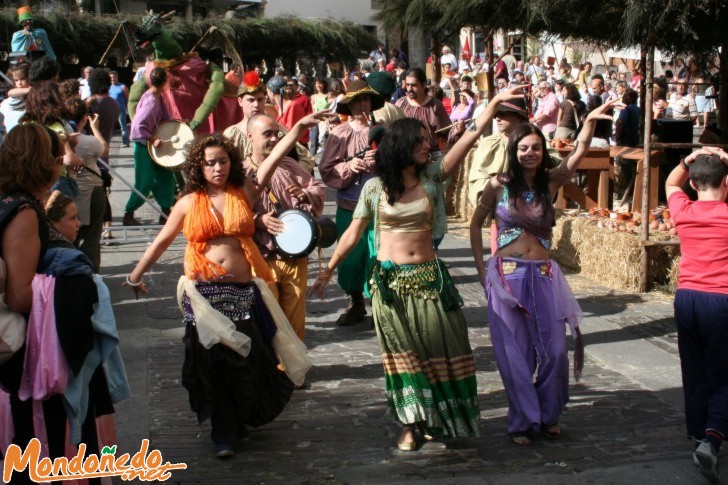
[309,87,527,450]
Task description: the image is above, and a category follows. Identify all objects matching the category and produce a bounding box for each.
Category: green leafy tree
[0,8,376,72]
[373,0,447,82]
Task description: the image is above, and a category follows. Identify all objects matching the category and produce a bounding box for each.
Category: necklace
[404,179,419,191]
[247,155,269,172]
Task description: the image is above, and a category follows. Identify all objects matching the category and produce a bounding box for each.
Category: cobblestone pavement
[101,140,710,484]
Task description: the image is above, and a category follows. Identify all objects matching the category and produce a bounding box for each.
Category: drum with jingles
[274,209,337,258]
[148,120,195,170]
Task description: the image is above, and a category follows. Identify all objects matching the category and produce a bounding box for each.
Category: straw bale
[552,213,680,292]
[445,139,477,221]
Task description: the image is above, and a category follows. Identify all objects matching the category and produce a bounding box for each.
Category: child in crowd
[665,147,728,484]
[0,63,30,134]
[46,191,82,243]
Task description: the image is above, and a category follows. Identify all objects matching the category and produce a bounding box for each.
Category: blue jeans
[119,109,129,145]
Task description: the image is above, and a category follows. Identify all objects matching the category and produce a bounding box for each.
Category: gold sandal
[397,426,416,451]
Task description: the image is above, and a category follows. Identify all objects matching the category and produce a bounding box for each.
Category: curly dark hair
[374,118,426,205]
[20,80,67,126]
[64,96,87,123]
[182,133,246,194]
[503,123,552,208]
[58,78,81,100]
[88,68,111,95]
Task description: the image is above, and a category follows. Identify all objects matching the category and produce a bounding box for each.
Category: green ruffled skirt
[370,259,480,438]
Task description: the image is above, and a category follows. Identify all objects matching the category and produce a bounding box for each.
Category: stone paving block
[147,328,688,483]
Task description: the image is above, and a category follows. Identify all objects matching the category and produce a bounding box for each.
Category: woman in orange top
[126,111,326,458]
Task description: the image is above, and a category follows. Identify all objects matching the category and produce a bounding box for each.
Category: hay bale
[552,214,680,292]
[445,140,477,220]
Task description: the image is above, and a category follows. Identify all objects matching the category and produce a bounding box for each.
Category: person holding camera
[64,97,109,272]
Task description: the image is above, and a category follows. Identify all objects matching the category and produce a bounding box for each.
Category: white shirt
[79,79,91,100]
[440,53,457,70]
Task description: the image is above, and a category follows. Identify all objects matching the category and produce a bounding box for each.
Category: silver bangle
[142,256,154,265]
[126,274,143,287]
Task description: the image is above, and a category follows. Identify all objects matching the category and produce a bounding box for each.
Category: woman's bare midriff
[378,231,436,265]
[494,232,550,260]
[202,236,253,283]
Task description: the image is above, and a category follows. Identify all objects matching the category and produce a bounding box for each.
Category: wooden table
[555,147,613,210]
[610,146,663,211]
[553,146,663,211]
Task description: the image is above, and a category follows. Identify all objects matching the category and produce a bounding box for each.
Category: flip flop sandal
[508,432,532,446]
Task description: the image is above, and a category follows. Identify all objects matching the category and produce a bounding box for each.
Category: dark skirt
[181,281,293,435]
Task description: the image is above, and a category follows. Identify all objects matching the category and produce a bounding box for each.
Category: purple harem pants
[485,257,582,434]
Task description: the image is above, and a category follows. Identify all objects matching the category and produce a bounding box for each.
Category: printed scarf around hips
[183,186,272,283]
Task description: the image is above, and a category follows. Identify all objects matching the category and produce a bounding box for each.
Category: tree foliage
[373,0,448,80]
[433,0,727,57]
[0,7,377,67]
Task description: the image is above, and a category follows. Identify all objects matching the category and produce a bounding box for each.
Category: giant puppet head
[134,11,183,60]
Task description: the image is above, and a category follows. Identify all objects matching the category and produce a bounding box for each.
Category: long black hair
[374,118,426,205]
[503,123,552,209]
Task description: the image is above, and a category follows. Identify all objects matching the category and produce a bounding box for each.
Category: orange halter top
[183,185,272,282]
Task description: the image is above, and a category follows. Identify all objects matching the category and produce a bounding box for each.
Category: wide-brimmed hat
[238,71,265,96]
[17,6,33,25]
[366,72,396,97]
[335,80,385,115]
[496,96,529,120]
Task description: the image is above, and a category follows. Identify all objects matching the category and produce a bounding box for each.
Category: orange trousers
[267,257,308,341]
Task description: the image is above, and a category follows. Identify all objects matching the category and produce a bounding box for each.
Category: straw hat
[335,80,385,115]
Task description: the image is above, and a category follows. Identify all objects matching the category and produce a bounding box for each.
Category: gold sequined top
[379,196,433,233]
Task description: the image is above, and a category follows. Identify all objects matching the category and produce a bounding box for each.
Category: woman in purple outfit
[469,97,618,446]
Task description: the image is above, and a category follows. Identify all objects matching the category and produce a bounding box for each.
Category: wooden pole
[98,24,123,66]
[639,46,655,292]
[719,44,728,145]
[598,46,609,70]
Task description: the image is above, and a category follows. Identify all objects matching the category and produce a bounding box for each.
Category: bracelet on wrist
[142,256,154,265]
[680,158,690,171]
[126,274,143,287]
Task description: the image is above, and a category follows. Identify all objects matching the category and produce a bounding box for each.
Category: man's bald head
[247,113,276,134]
[247,113,280,158]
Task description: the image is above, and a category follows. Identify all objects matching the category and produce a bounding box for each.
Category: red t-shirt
[278,101,309,144]
[291,92,313,115]
[442,97,452,115]
[668,191,728,295]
